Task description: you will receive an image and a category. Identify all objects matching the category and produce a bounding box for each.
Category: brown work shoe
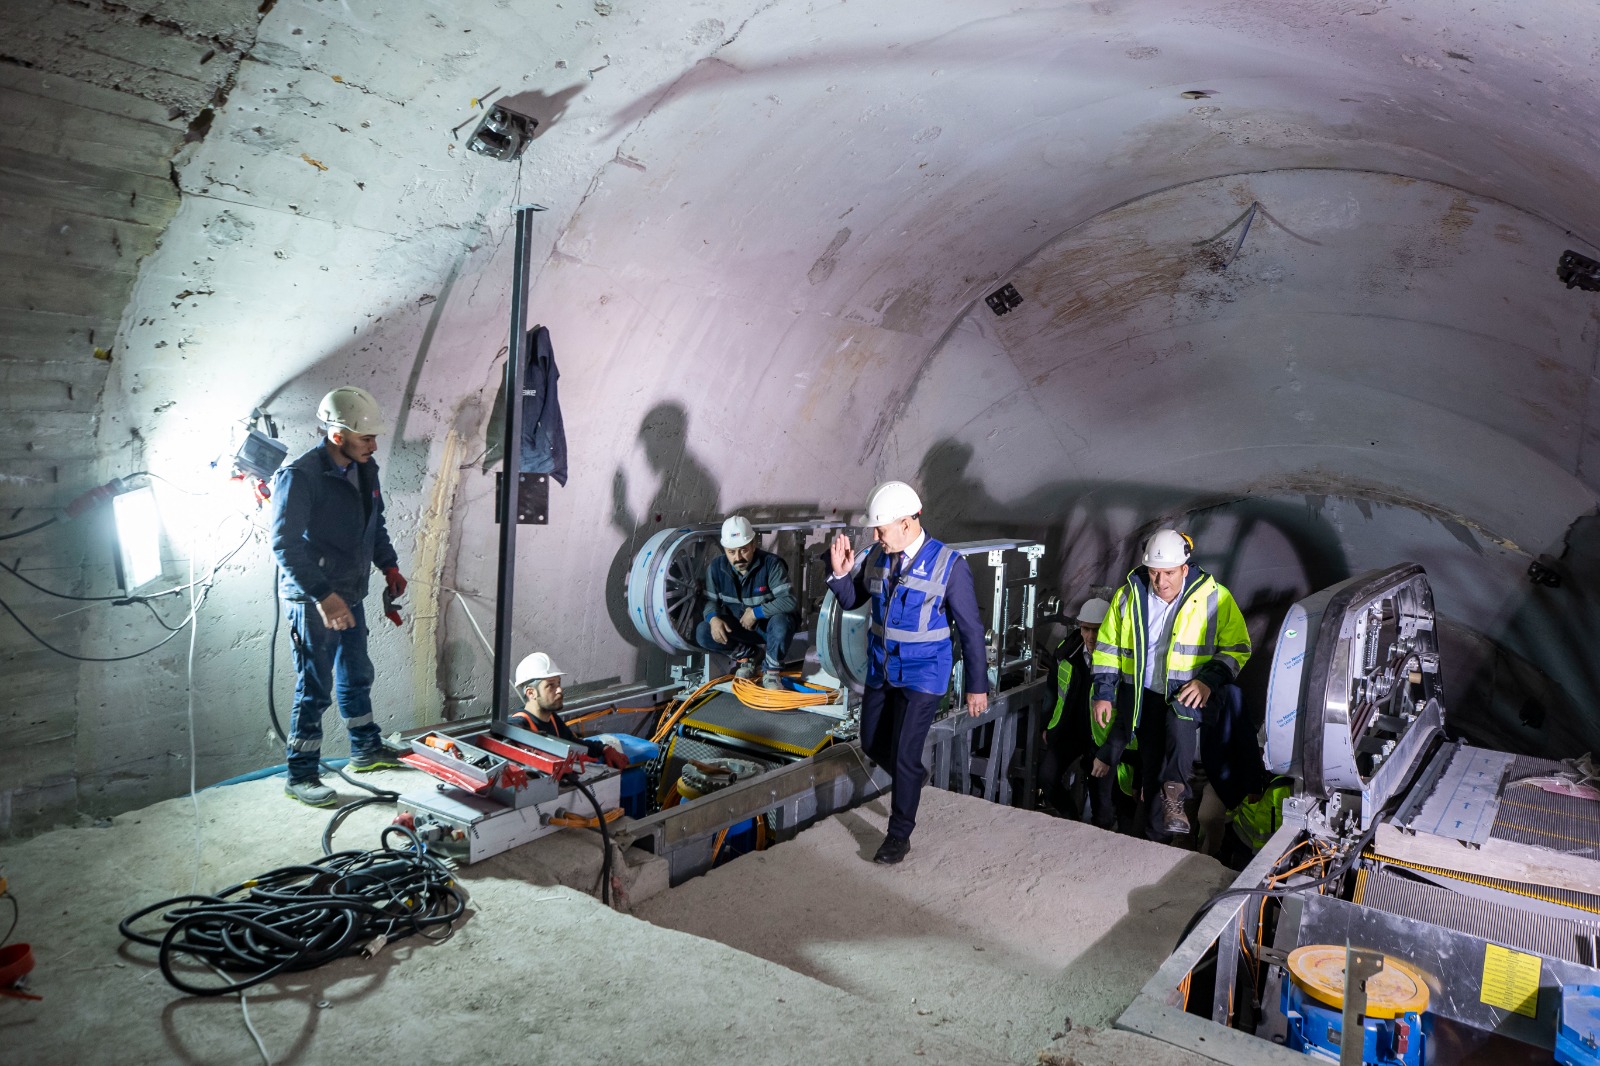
[1161,781,1190,835]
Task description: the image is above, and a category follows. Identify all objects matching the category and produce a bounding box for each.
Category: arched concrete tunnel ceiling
[8,0,1600,828]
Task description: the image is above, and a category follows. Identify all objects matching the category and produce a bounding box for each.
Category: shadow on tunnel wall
[1450,511,1600,760]
[497,83,585,141]
[913,438,1355,724]
[607,402,722,682]
[914,437,1600,763]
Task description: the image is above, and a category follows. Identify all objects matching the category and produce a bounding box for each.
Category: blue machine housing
[1282,976,1428,1065]
[1557,985,1600,1066]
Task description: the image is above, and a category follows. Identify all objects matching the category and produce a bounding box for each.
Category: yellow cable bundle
[649,675,731,744]
[730,675,840,711]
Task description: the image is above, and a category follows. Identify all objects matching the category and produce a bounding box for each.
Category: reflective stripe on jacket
[1089,565,1250,731]
[701,550,797,622]
[865,537,959,694]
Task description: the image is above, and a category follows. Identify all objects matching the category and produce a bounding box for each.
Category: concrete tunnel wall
[3,0,1600,834]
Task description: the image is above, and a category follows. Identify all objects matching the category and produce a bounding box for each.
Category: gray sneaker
[733,659,759,680]
[762,670,784,690]
[1161,781,1190,835]
[285,778,337,807]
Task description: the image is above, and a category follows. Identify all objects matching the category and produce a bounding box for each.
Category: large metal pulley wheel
[626,526,715,654]
[816,589,871,690]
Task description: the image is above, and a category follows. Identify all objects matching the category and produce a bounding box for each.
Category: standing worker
[271,386,407,807]
[827,480,989,865]
[1090,530,1250,840]
[695,515,799,689]
[1040,597,1133,827]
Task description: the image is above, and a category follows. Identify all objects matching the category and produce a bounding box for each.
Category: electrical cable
[1170,814,1384,952]
[0,516,57,541]
[650,675,731,744]
[0,519,255,661]
[187,548,203,895]
[731,674,839,711]
[569,776,614,907]
[119,823,464,997]
[321,796,396,856]
[0,590,196,662]
[0,519,256,603]
[1,894,16,947]
[200,959,273,1066]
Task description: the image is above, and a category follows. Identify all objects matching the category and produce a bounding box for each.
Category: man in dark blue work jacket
[271,386,407,807]
[827,480,988,865]
[695,515,798,689]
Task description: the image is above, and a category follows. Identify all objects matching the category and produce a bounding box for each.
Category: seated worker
[510,652,625,766]
[694,515,799,689]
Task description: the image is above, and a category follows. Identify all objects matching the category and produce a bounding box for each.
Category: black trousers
[1111,685,1201,839]
[1118,681,1264,837]
[1038,716,1088,818]
[860,684,943,840]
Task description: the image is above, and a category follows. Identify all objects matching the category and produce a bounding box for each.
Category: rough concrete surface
[637,787,1233,1064]
[0,774,1225,1065]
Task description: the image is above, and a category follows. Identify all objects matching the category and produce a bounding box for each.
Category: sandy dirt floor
[0,769,1229,1065]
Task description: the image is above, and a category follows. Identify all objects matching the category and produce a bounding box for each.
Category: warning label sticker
[1480,944,1541,1018]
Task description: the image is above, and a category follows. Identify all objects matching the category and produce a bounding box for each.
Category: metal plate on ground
[681,690,837,757]
[1404,744,1513,845]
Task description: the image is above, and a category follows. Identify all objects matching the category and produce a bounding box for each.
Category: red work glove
[602,745,629,770]
[383,567,407,598]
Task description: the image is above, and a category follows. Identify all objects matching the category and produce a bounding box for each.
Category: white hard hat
[1076,597,1111,625]
[720,515,756,549]
[513,651,563,688]
[317,386,386,436]
[864,480,922,527]
[1143,529,1192,569]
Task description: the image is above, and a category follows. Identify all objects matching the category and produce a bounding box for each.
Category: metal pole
[491,206,537,724]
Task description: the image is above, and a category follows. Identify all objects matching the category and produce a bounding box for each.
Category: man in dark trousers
[271,386,407,807]
[1091,529,1251,841]
[827,480,988,865]
[1040,597,1116,821]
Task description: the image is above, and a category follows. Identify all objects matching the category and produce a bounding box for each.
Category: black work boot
[872,835,910,865]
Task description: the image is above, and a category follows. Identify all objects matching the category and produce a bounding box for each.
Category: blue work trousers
[285,599,382,781]
[694,612,796,670]
[860,684,943,840]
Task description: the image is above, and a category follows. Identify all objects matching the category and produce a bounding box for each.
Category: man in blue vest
[271,386,407,807]
[695,515,798,689]
[827,480,989,865]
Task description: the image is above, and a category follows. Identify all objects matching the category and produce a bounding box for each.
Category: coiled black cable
[119,823,463,997]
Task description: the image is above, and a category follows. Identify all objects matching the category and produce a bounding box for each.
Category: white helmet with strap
[864,480,922,527]
[317,386,387,436]
[1143,529,1193,568]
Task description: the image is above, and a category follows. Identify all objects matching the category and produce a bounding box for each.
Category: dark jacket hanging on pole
[520,325,568,486]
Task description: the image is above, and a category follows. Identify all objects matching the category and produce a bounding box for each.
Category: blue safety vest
[865,538,960,695]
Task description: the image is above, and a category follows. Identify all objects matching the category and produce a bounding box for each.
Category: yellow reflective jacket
[1090,566,1250,731]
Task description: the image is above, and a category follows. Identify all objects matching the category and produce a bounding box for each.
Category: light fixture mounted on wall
[1557,249,1600,291]
[467,100,539,161]
[112,481,164,591]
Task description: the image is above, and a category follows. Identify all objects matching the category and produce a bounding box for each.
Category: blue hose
[206,758,350,790]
